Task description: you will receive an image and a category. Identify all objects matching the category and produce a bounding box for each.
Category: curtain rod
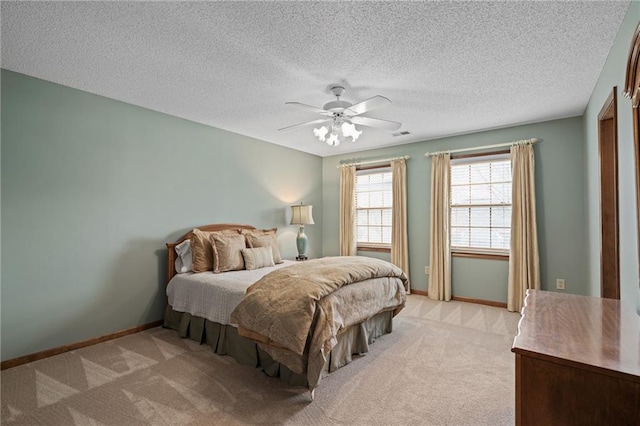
[424,138,538,157]
[337,155,410,168]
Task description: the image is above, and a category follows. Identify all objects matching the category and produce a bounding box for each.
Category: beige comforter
[230,256,409,389]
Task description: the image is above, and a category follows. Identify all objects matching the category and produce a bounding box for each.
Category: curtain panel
[507,143,540,312]
[391,158,410,286]
[339,165,357,256]
[428,153,451,301]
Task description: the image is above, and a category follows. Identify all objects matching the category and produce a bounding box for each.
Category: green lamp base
[296,225,308,260]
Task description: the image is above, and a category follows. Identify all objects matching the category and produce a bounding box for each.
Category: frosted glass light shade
[290,204,315,225]
[326,133,340,146]
[341,122,362,141]
[313,126,328,142]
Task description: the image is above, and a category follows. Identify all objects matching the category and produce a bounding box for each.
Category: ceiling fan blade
[285,102,333,116]
[350,116,402,131]
[277,118,331,132]
[343,95,392,116]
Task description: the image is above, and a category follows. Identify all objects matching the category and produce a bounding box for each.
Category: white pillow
[174,239,192,273]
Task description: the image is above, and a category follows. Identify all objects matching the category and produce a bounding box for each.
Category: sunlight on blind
[450,157,511,251]
[356,169,392,245]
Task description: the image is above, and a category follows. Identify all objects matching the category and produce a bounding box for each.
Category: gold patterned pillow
[210,232,246,273]
[190,228,239,272]
[244,232,283,264]
[241,227,277,238]
[241,247,275,270]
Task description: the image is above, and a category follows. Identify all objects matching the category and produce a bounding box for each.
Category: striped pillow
[241,247,275,270]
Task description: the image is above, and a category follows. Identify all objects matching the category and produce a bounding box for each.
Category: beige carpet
[1,296,520,425]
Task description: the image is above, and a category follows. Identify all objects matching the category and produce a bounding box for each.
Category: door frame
[624,22,640,293]
[598,87,620,299]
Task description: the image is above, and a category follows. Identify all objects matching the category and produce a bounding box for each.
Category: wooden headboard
[165,223,256,284]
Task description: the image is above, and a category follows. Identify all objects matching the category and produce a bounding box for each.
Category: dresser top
[512,290,640,381]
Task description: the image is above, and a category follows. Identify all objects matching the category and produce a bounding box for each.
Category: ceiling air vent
[392,131,411,137]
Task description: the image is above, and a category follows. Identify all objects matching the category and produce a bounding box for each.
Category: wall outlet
[425,266,430,275]
[556,278,566,290]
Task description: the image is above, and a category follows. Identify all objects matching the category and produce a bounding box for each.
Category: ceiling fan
[278,86,401,146]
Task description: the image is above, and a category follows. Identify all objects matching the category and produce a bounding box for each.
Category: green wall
[6,4,638,361]
[0,70,322,361]
[584,3,640,311]
[322,117,587,303]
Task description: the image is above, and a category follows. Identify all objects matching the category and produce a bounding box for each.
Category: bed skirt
[163,305,393,387]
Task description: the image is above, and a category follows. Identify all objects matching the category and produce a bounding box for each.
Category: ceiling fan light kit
[279,85,401,147]
[314,118,362,147]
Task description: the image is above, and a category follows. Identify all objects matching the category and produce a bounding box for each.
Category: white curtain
[428,153,451,301]
[391,158,409,285]
[507,143,540,312]
[339,165,357,256]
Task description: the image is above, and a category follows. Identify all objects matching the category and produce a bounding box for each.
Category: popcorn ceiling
[1,1,630,157]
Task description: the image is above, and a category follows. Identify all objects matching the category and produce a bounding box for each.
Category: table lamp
[290,203,314,260]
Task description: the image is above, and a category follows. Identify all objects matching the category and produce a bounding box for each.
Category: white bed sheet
[167,260,294,325]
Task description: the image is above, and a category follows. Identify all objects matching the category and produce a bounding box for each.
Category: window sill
[357,245,391,253]
[451,251,509,261]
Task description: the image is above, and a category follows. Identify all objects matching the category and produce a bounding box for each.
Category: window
[450,153,511,255]
[356,167,392,249]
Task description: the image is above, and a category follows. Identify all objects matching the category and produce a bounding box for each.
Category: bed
[163,223,408,400]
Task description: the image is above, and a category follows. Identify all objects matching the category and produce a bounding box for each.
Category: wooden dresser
[512,290,640,425]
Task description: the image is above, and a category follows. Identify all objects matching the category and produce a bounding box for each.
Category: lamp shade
[290,204,314,225]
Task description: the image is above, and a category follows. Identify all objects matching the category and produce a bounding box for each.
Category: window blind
[356,168,392,245]
[450,155,511,252]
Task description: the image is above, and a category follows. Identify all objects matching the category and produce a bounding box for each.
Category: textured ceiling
[1,1,631,157]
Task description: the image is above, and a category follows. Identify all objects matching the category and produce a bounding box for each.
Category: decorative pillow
[241,227,271,240]
[210,232,246,273]
[190,228,239,272]
[245,232,283,264]
[242,227,277,236]
[242,247,275,270]
[174,239,192,273]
